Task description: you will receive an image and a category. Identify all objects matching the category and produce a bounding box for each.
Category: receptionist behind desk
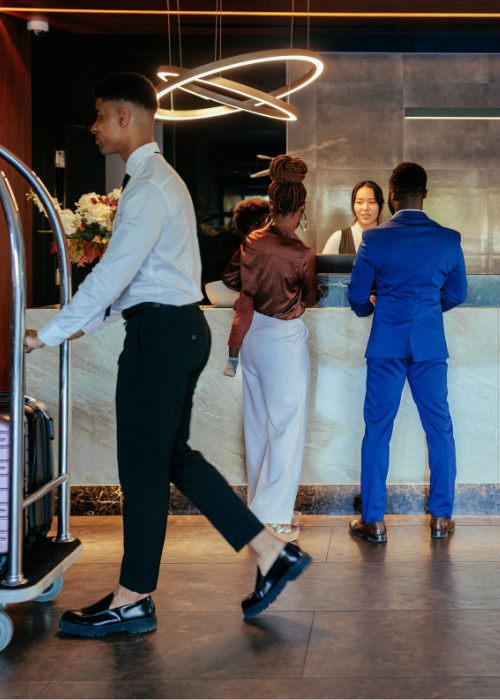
[322,180,385,255]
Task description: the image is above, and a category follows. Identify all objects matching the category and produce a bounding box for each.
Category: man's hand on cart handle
[24,330,45,353]
[24,328,85,353]
[67,330,85,341]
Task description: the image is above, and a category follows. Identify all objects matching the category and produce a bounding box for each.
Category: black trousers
[116,305,263,593]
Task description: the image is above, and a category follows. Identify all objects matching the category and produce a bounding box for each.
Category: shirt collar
[391,209,425,219]
[126,142,160,177]
[269,224,301,241]
[352,220,364,237]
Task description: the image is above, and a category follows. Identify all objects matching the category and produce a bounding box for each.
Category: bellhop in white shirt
[38,141,203,346]
[25,72,308,636]
[322,181,385,255]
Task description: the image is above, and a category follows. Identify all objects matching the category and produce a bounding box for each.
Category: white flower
[59,209,80,236]
[33,195,45,214]
[85,201,111,225]
[34,194,62,216]
[107,188,121,201]
[76,192,98,212]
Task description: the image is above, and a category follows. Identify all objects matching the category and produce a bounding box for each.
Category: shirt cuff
[38,316,69,347]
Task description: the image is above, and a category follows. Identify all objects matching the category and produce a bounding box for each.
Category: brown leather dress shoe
[349,518,387,542]
[430,516,455,539]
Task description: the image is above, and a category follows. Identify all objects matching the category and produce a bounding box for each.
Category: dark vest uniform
[339,227,356,255]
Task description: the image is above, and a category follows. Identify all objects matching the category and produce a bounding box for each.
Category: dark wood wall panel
[0,16,32,390]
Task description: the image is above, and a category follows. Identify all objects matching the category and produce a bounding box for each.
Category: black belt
[122,301,200,320]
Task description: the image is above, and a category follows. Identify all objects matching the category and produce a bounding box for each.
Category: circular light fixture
[155,48,324,122]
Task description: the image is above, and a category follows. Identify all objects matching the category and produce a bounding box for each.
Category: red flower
[83,244,102,264]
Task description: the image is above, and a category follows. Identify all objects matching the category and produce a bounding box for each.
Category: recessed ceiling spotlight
[27,20,49,36]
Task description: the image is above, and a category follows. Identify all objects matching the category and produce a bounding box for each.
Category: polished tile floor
[2,514,500,698]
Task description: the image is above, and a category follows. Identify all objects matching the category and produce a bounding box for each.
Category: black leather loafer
[241,542,312,619]
[59,593,157,637]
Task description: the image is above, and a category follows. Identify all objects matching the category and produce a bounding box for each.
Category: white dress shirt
[392,209,423,217]
[322,220,364,255]
[39,142,202,347]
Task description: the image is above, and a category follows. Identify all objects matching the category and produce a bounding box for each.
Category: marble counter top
[318,274,500,308]
[25,306,499,510]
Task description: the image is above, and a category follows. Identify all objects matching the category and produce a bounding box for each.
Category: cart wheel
[0,610,14,652]
[34,575,64,602]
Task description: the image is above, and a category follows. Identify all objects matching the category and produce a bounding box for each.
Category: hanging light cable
[177,0,183,67]
[307,0,310,50]
[155,0,323,122]
[166,0,173,109]
[214,0,218,62]
[219,0,223,61]
[167,0,172,66]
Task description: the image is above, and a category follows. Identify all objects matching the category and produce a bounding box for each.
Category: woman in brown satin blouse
[222,154,318,541]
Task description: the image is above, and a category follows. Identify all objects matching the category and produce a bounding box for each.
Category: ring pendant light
[155,49,324,122]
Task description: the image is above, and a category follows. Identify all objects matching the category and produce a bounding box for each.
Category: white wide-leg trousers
[240,310,311,524]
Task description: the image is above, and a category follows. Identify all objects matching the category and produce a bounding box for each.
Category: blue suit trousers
[361,345,456,523]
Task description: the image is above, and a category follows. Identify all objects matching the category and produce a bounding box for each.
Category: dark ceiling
[3,0,500,34]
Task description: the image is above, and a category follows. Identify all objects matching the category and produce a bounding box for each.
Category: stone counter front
[25,305,500,514]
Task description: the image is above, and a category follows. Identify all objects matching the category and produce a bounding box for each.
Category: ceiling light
[155,49,323,122]
[405,107,500,119]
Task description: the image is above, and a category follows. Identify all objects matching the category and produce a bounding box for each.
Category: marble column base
[57,484,500,516]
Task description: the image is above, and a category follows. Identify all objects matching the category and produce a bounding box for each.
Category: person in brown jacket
[222,154,318,541]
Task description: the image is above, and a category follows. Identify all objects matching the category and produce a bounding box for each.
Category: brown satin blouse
[222,224,319,320]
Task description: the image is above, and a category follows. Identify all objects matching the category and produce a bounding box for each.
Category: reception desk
[25,275,500,514]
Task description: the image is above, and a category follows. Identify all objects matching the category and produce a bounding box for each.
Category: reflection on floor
[3,514,500,698]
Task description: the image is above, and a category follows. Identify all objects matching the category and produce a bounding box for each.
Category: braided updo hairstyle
[268,154,308,215]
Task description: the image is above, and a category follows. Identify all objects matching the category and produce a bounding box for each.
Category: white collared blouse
[321,220,364,255]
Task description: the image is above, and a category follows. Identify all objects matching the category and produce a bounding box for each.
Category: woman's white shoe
[264,523,300,542]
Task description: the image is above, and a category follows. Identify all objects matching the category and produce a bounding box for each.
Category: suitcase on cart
[0,394,55,574]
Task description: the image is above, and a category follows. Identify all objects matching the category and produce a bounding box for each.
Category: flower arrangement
[27,188,122,266]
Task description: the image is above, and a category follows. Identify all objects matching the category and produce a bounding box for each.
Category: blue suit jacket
[346,210,467,360]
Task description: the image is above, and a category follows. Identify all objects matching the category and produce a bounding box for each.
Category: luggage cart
[0,145,83,651]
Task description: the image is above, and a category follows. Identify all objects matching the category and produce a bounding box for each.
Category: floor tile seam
[67,560,500,569]
[55,675,500,683]
[327,558,500,562]
[34,680,51,699]
[299,611,316,679]
[300,673,500,680]
[15,605,500,617]
[35,675,500,682]
[324,524,335,562]
[105,672,500,682]
[16,605,500,620]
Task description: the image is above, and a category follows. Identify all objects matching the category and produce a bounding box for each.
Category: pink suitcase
[0,416,9,556]
[0,414,29,558]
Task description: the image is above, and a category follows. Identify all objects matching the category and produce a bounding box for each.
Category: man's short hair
[390,162,427,198]
[94,72,158,112]
[233,197,270,236]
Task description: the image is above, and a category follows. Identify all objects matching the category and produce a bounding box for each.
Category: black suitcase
[0,392,55,553]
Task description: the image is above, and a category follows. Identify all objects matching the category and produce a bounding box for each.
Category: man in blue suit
[347,162,467,542]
